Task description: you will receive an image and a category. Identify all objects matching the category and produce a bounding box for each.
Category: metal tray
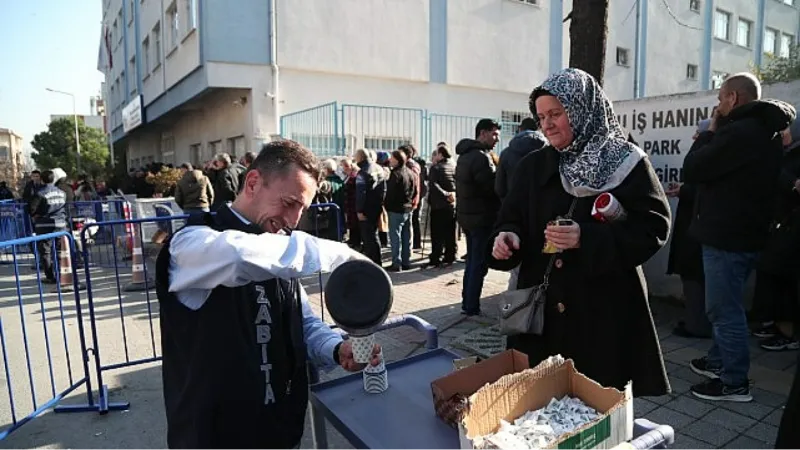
[310,347,461,449]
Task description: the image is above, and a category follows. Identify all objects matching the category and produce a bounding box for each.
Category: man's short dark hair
[437,145,452,159]
[31,170,41,175]
[243,151,257,165]
[475,118,501,138]
[253,140,321,184]
[41,170,55,184]
[391,149,408,166]
[181,162,193,171]
[398,144,417,159]
[519,117,539,131]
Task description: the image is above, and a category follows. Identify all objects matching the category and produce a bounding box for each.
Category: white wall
[277,0,430,82]
[446,0,550,93]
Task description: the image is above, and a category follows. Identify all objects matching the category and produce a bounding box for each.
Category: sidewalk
[0,250,795,448]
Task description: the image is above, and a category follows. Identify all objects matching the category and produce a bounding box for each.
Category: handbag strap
[541,197,579,286]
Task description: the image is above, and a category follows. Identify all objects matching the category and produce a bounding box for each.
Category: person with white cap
[27,170,68,283]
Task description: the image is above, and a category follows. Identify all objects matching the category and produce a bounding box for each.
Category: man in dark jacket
[684,73,796,402]
[22,170,43,203]
[355,149,387,265]
[210,153,246,210]
[495,117,547,290]
[427,143,457,268]
[28,170,68,283]
[399,145,428,250]
[385,150,418,271]
[495,117,547,200]
[455,118,501,315]
[155,140,379,449]
[0,182,14,200]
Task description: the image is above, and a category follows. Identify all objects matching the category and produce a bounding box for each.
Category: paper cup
[363,369,389,394]
[350,335,375,364]
[363,349,385,374]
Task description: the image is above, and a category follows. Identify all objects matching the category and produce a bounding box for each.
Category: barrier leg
[307,363,329,449]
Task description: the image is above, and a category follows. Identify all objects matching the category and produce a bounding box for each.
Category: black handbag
[499,198,578,336]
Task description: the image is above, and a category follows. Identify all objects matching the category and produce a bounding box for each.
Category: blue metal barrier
[0,203,32,264]
[0,231,103,440]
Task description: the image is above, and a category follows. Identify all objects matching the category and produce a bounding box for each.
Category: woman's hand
[492,232,520,260]
[544,223,581,250]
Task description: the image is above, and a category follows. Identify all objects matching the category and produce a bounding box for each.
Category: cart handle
[331,314,438,350]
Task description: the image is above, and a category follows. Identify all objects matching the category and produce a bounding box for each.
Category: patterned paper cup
[350,335,375,364]
[363,349,385,374]
[363,369,389,394]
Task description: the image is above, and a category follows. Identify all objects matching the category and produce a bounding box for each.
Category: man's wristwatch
[333,342,343,365]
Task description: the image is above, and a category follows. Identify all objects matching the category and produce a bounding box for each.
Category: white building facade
[99,0,800,165]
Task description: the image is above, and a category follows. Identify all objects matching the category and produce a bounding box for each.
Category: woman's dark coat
[666,183,704,281]
[488,146,672,397]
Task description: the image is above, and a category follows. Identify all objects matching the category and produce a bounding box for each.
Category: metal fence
[0,203,351,439]
[280,102,526,160]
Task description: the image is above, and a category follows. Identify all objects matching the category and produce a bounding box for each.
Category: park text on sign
[614,93,718,185]
[122,96,143,133]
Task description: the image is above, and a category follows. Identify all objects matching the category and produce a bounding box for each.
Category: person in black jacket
[665,119,712,339]
[455,118,501,316]
[495,117,548,290]
[385,149,418,271]
[427,143,457,268]
[209,153,246,211]
[355,149,387,265]
[684,73,796,403]
[495,117,547,201]
[749,122,800,351]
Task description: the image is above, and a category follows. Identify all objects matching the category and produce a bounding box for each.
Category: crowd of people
[3,68,800,448]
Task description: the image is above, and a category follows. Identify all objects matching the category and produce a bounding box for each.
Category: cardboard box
[459,356,633,449]
[431,350,530,428]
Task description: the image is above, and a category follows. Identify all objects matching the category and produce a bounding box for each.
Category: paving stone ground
[0,241,796,448]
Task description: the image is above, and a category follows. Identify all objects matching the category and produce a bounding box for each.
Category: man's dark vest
[155,205,308,449]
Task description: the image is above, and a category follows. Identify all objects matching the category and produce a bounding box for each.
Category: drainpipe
[269,0,280,138]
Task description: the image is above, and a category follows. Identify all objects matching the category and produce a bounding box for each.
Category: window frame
[713,9,731,41]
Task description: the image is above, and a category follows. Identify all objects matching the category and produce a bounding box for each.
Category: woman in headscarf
[488,68,671,397]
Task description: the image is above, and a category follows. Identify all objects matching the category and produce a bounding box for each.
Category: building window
[686,64,698,80]
[781,34,793,58]
[616,47,630,67]
[689,0,701,12]
[227,136,246,157]
[0,146,8,160]
[190,144,202,165]
[129,58,137,96]
[152,23,162,67]
[166,1,179,51]
[363,136,411,151]
[142,37,150,74]
[711,71,728,89]
[184,0,196,35]
[765,28,777,55]
[713,10,730,40]
[783,0,794,5]
[737,19,752,47]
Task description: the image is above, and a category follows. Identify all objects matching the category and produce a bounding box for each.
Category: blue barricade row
[0,232,100,440]
[0,202,344,439]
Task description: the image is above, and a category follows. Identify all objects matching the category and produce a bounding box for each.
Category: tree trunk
[568,0,610,85]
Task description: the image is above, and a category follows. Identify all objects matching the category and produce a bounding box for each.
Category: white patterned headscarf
[530,68,646,198]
